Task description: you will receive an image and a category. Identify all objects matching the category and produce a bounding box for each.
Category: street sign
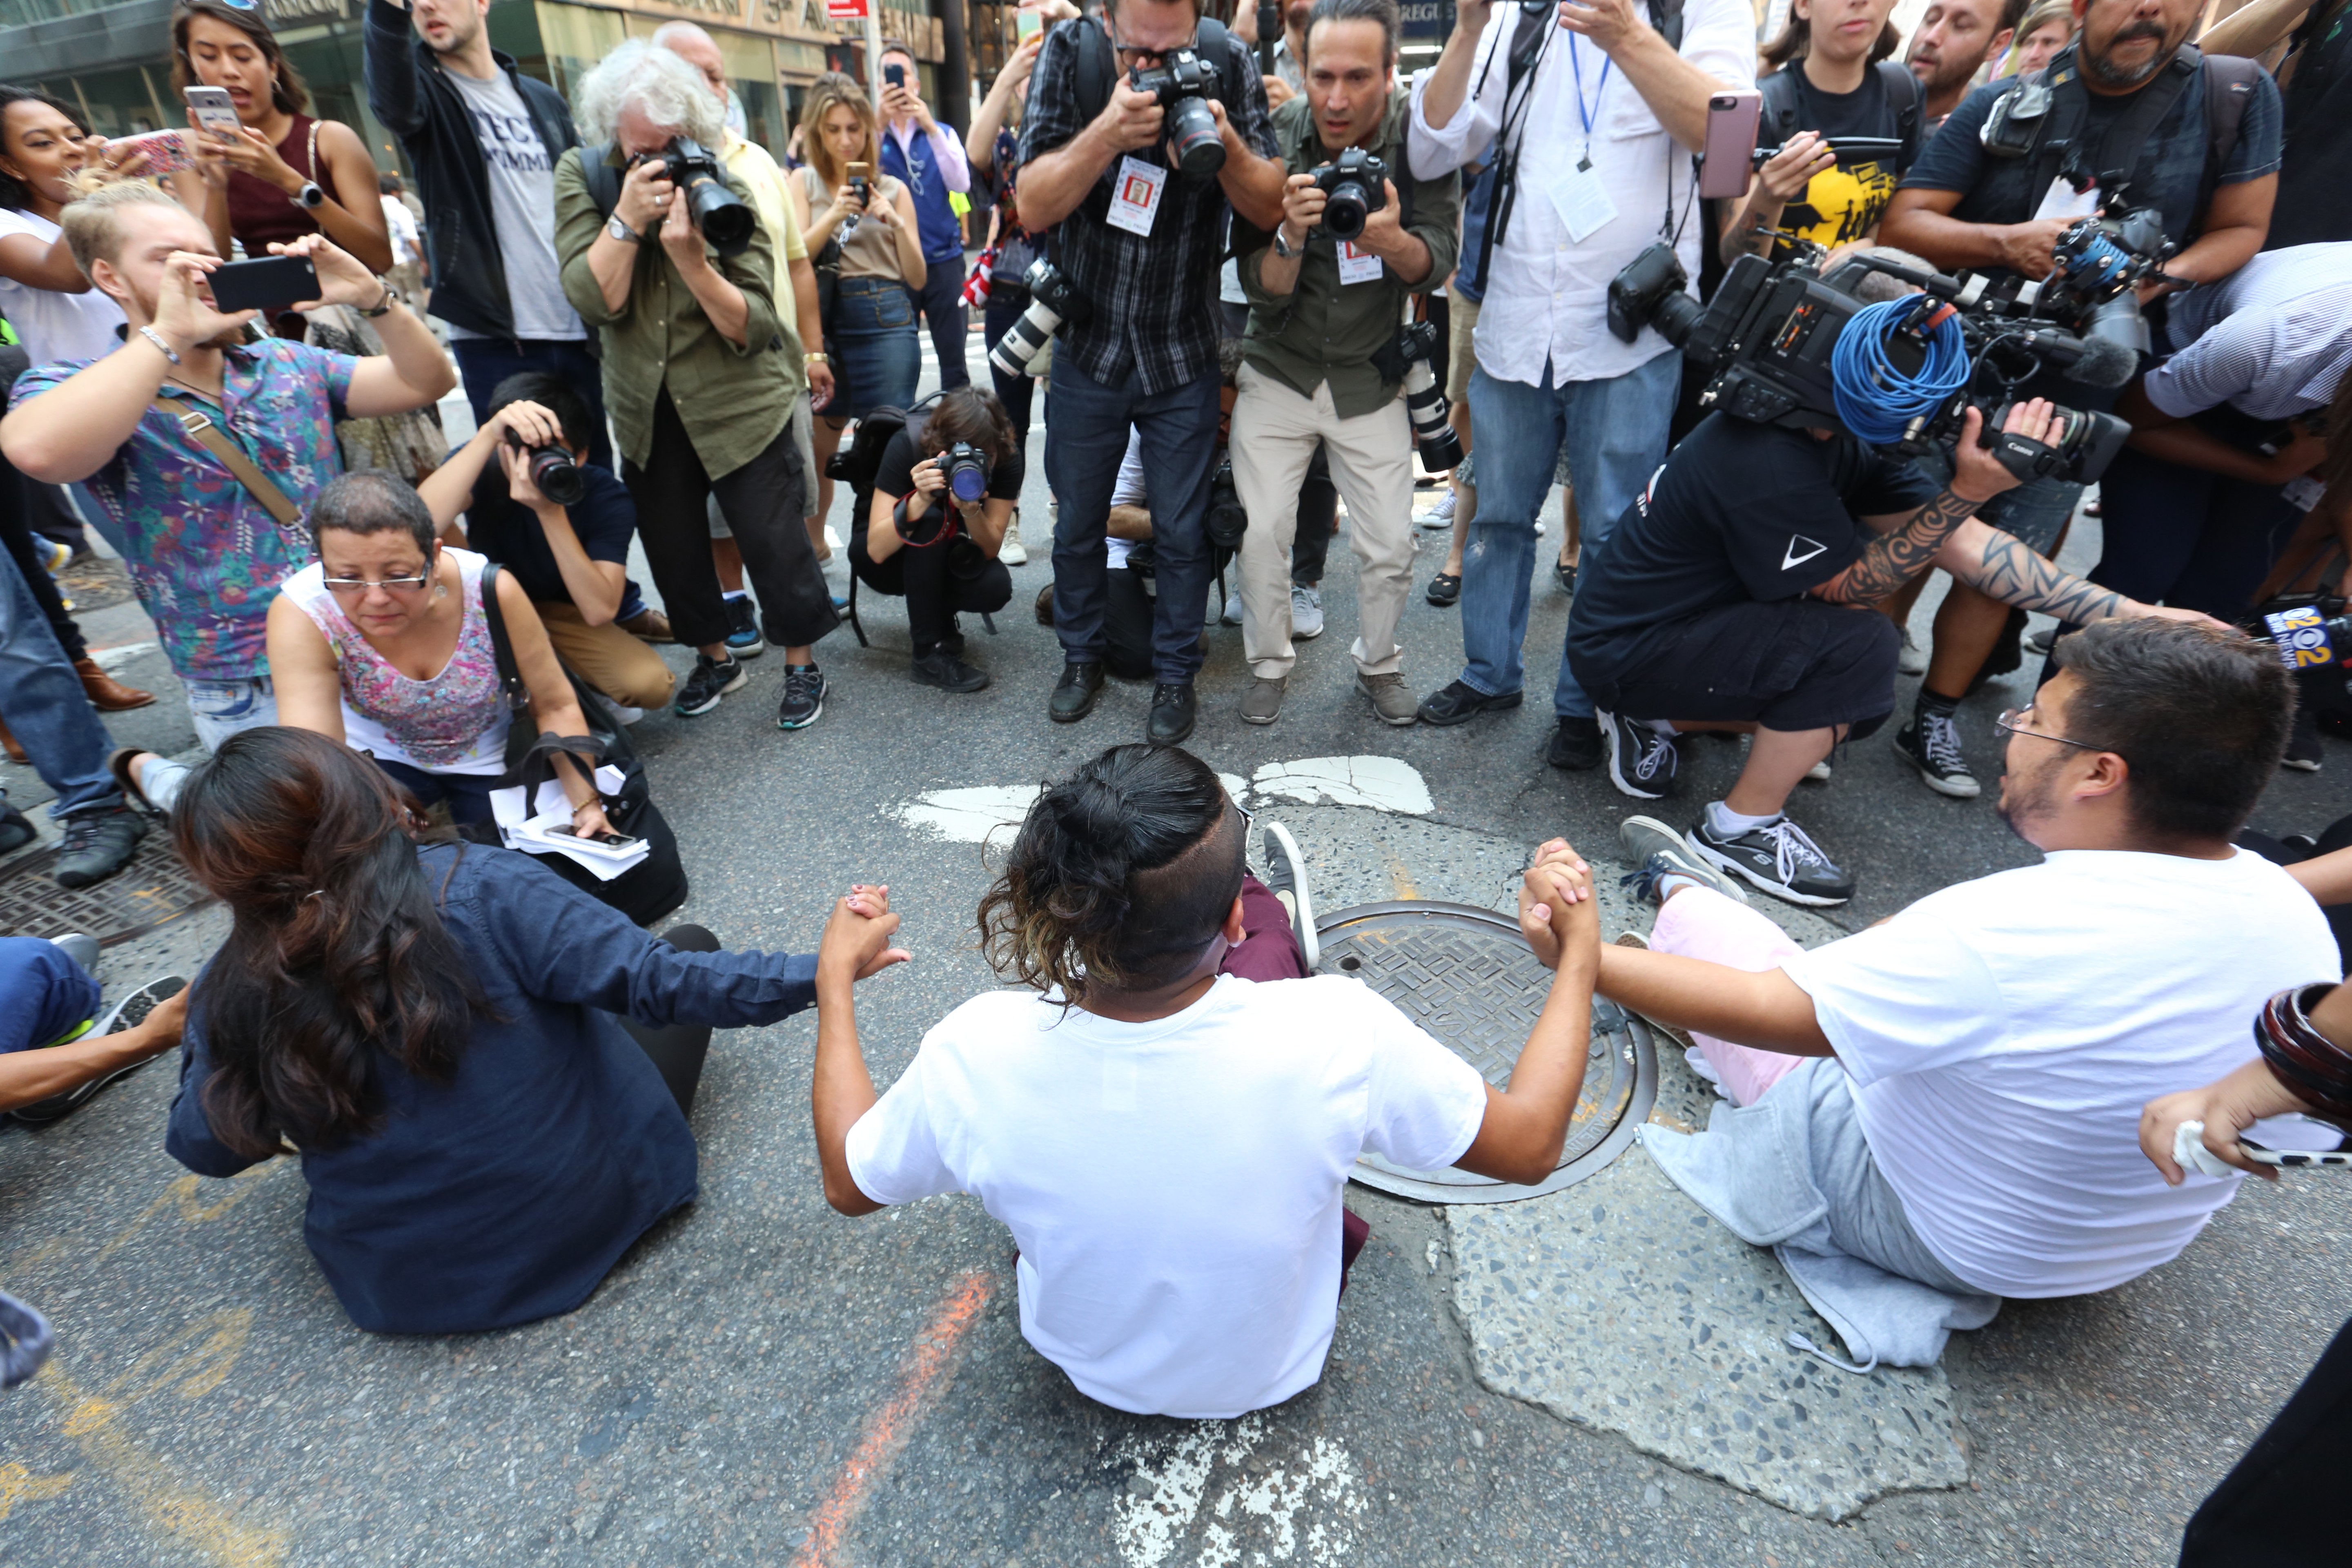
[826,0,867,17]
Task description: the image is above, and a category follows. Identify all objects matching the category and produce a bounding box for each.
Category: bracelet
[2255,983,2352,1118]
[138,325,182,365]
[804,351,829,365]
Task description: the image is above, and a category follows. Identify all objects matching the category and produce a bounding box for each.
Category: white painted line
[1250,756,1433,815]
[87,641,158,672]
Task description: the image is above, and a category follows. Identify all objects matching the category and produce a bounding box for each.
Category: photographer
[1406,0,1757,761]
[554,41,837,731]
[1233,0,1459,728]
[418,373,675,715]
[1566,366,2216,905]
[849,387,1020,695]
[1017,0,1285,744]
[1876,0,2283,799]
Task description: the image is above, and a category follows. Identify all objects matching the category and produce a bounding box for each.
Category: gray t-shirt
[441,66,583,342]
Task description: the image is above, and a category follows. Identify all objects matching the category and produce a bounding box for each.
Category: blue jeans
[1045,355,1222,683]
[452,339,611,472]
[0,936,101,1054]
[0,543,120,822]
[1461,352,1680,715]
[830,277,924,421]
[376,760,501,828]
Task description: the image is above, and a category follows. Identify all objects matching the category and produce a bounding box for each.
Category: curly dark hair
[976,744,1245,1008]
[913,385,1020,474]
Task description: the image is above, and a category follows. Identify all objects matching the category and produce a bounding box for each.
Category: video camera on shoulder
[634,136,755,256]
[1312,148,1388,242]
[1131,49,1225,176]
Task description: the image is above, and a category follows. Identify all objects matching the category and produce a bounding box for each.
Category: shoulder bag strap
[474,560,531,715]
[304,117,323,183]
[1875,56,1924,171]
[150,393,302,528]
[2194,53,2263,227]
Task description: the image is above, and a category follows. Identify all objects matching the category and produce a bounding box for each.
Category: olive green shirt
[1239,90,1460,421]
[554,145,787,479]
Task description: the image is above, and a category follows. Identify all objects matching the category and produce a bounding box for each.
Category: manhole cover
[0,832,216,946]
[1316,900,1657,1204]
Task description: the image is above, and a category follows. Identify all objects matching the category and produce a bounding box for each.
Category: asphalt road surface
[3,355,2349,1568]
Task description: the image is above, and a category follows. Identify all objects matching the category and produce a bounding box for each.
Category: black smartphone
[884,62,906,89]
[548,825,647,855]
[208,254,319,314]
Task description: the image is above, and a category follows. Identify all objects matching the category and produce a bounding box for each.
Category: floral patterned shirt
[9,335,356,681]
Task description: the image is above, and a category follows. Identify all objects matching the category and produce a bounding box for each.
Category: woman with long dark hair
[163,728,875,1335]
[806,743,1603,1418]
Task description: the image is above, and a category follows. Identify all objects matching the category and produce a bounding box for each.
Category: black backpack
[825,393,942,526]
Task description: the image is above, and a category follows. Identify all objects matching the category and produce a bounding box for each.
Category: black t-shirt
[1567,414,1940,675]
[465,461,637,606]
[855,427,1026,546]
[2272,2,2352,247]
[1775,70,1907,249]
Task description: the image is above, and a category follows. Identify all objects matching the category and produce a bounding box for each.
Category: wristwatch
[605,215,641,244]
[1271,227,1302,259]
[361,279,401,318]
[292,181,325,210]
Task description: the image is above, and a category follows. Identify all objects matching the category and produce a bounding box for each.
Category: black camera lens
[661,137,755,256]
[1205,459,1246,549]
[1322,180,1371,241]
[525,443,585,506]
[1165,96,1225,177]
[944,443,989,505]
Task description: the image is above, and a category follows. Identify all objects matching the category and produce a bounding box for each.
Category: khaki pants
[1230,363,1415,681]
[535,600,676,710]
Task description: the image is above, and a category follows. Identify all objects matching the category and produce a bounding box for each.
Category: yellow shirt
[721,132,811,398]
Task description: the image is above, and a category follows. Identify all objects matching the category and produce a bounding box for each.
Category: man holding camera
[1408,0,1757,763]
[554,42,837,729]
[1232,0,1458,728]
[1018,0,1285,743]
[878,38,976,391]
[1877,0,2282,799]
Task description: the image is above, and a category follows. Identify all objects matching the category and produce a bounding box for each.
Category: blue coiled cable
[1829,297,1971,446]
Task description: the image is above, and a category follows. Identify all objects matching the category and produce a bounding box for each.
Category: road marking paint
[86,640,158,673]
[889,785,1040,845]
[793,1268,994,1566]
[93,1166,278,1267]
[1250,757,1432,815]
[0,1462,73,1523]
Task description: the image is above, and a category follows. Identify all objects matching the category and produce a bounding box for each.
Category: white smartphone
[185,85,241,139]
[2238,1140,2352,1169]
[1699,90,1762,200]
[546,824,647,858]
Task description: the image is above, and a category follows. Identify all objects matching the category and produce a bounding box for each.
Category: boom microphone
[2008,325,2138,390]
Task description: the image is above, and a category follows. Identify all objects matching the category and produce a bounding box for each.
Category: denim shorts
[184,675,278,753]
[1911,444,2080,555]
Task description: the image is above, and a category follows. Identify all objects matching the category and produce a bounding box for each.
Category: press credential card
[1337,240,1384,284]
[1107,156,1168,236]
[1549,159,1619,244]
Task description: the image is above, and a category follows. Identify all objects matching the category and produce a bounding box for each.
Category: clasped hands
[1517,837,1601,971]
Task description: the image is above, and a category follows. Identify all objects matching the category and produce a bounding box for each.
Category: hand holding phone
[548,824,647,856]
[1698,90,1762,200]
[185,85,241,138]
[107,128,194,176]
[207,254,321,314]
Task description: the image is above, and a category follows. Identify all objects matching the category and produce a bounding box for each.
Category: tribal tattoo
[1816,488,1980,606]
[1959,530,2124,623]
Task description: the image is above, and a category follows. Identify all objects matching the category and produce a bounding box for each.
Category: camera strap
[151,392,301,528]
[579,143,624,223]
[1471,5,1555,294]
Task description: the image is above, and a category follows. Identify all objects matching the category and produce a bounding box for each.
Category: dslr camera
[1606,240,2129,486]
[644,136,754,256]
[1372,321,1465,471]
[2029,208,2176,358]
[941,442,989,506]
[1312,148,1388,242]
[504,430,586,507]
[1130,49,1225,177]
[1206,457,1247,550]
[988,258,1091,380]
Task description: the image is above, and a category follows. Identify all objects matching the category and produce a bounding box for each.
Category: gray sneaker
[1357,671,1417,726]
[1617,815,1748,906]
[1261,822,1319,970]
[49,933,100,976]
[1291,583,1325,639]
[1240,675,1287,726]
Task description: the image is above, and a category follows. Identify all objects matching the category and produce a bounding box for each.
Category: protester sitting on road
[0,180,454,825]
[1588,619,2339,1369]
[163,728,864,1335]
[0,933,185,1122]
[2140,970,2352,1565]
[806,742,1602,1419]
[419,374,674,716]
[259,471,616,835]
[849,386,1020,694]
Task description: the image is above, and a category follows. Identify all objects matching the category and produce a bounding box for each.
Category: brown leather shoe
[618,607,677,645]
[0,715,24,764]
[75,656,156,711]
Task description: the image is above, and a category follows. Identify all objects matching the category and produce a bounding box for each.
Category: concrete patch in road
[885,759,1433,847]
[1107,1412,1369,1568]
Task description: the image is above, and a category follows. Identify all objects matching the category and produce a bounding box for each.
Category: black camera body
[1607,240,2130,486]
[1313,147,1388,242]
[505,431,586,507]
[1130,50,1226,177]
[653,136,755,256]
[1206,457,1246,549]
[941,441,989,505]
[2027,209,2175,358]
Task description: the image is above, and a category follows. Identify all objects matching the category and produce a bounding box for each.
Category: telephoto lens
[943,442,989,505]
[1205,458,1247,549]
[1384,322,1464,470]
[508,432,586,506]
[988,258,1079,379]
[660,136,754,256]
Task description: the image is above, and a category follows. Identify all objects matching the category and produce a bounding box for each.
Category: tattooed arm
[1935,520,2125,621]
[1809,485,1982,606]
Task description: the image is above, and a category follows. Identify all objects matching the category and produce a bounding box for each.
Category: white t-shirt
[845,973,1489,1418]
[381,194,421,267]
[0,207,126,368]
[1782,849,2342,1300]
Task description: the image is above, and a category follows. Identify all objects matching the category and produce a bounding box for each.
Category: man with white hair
[554,40,838,730]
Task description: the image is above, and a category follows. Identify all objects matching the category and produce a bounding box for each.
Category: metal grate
[0,833,216,946]
[1317,900,1657,1204]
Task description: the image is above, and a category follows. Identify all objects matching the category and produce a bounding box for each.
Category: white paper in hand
[490,766,644,881]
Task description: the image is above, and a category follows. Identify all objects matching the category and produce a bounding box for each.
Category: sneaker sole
[727,637,768,659]
[1892,735,1982,799]
[11,974,188,1125]
[1601,713,1673,802]
[1618,815,1748,904]
[1418,690,1521,726]
[1293,623,1324,640]
[777,691,827,731]
[1263,822,1318,970]
[1684,830,1851,908]
[2282,757,2323,773]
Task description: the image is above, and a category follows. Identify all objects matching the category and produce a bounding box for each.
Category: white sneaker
[1898,631,1927,677]
[611,704,646,726]
[999,510,1029,566]
[1291,583,1324,639]
[1421,489,1457,530]
[823,524,844,552]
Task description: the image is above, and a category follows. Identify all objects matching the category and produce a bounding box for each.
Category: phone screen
[550,826,645,851]
[1016,8,1043,38]
[208,255,320,314]
[1699,91,1762,200]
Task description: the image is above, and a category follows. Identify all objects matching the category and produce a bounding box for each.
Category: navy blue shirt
[465,461,638,607]
[165,843,818,1335]
[880,124,965,265]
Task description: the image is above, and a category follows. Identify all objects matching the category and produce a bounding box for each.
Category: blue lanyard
[1568,36,1612,156]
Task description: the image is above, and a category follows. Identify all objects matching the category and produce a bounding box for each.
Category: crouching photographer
[848,388,1022,694]
[1231,0,1459,729]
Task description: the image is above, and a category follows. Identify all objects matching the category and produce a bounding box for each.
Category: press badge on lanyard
[1548,36,1620,243]
[1337,240,1384,283]
[1108,155,1168,236]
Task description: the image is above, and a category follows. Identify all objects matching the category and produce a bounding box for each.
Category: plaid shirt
[1019,21,1275,394]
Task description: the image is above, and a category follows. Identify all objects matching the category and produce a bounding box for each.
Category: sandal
[1426,572,1461,607]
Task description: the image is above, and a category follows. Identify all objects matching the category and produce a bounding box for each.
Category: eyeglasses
[1994,705,2100,752]
[1109,14,1198,65]
[321,571,432,596]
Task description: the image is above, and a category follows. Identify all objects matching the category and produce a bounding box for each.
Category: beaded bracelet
[2255,983,2352,1120]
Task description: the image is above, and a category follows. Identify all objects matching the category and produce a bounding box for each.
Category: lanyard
[1568,35,1612,163]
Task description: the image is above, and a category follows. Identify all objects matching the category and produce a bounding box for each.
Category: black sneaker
[675,652,747,716]
[1147,681,1197,744]
[1050,661,1103,722]
[12,974,187,1126]
[724,596,766,659]
[1417,679,1521,726]
[54,807,145,890]
[1601,710,1679,801]
[1893,710,1980,798]
[776,664,826,730]
[911,649,989,693]
[0,804,33,856]
[1546,715,1603,770]
[1687,815,1854,906]
[1261,822,1319,969]
[935,617,966,660]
